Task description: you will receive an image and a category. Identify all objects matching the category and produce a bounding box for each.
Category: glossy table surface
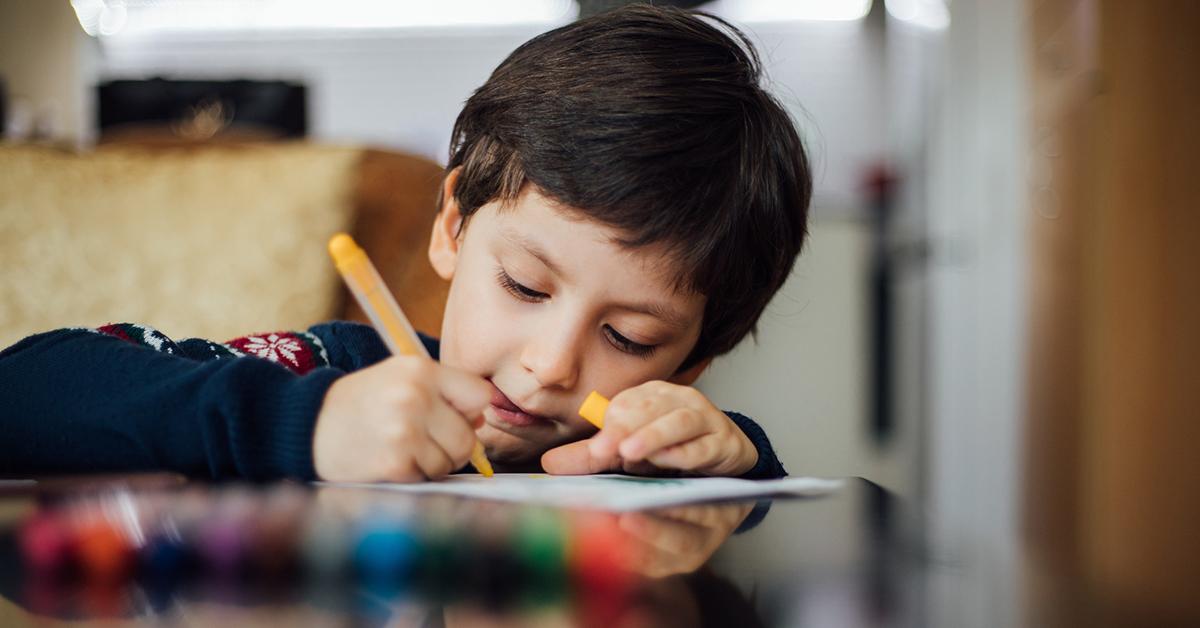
[0,475,1096,627]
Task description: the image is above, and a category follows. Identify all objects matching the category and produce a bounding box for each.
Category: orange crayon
[578,391,610,429]
[74,519,134,582]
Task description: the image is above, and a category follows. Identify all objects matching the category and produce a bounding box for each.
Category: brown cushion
[343,149,449,338]
[0,143,448,346]
[0,143,362,346]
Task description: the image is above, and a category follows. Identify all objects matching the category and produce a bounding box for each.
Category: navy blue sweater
[0,322,786,481]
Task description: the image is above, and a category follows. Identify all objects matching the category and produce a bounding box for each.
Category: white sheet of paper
[322,474,844,511]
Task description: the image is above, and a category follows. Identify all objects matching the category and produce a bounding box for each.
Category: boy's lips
[487,381,554,428]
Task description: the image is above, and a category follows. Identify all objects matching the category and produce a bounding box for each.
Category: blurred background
[0,0,1195,625]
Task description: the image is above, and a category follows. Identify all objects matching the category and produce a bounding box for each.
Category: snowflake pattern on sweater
[226,332,329,374]
[93,323,330,375]
[95,323,178,354]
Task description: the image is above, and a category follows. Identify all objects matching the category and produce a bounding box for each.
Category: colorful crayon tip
[74,520,134,582]
[578,391,609,429]
[18,511,74,575]
[353,517,420,585]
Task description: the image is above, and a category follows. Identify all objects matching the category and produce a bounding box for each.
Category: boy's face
[429,181,706,467]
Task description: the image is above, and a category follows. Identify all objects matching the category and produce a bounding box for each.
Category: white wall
[922,0,1028,625]
[94,18,886,211]
[695,218,872,479]
[0,0,97,145]
[925,0,1027,547]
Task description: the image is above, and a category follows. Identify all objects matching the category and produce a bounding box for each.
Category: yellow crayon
[578,390,610,429]
[328,233,493,477]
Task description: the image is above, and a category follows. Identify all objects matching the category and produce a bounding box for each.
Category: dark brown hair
[444,4,812,370]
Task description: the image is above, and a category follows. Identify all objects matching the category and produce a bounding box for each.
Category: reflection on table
[0,478,770,627]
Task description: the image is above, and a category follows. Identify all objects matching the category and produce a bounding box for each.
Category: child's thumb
[541,439,615,475]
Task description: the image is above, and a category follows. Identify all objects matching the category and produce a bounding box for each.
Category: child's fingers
[425,401,480,465]
[433,365,492,422]
[644,434,719,472]
[541,439,620,475]
[410,437,457,480]
[589,386,678,458]
[617,407,710,462]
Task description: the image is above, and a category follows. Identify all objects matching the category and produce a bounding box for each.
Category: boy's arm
[0,327,343,480]
[724,411,788,479]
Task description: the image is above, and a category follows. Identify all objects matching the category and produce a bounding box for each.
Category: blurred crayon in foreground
[18,512,74,575]
[571,514,636,626]
[353,516,420,585]
[74,520,134,582]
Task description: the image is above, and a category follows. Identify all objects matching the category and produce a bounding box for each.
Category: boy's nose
[519,330,582,391]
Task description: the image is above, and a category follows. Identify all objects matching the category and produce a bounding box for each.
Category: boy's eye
[496,268,548,302]
[604,325,658,359]
[496,266,657,358]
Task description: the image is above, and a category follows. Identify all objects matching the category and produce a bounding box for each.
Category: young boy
[0,5,810,484]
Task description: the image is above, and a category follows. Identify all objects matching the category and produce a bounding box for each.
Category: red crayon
[18,511,74,575]
[569,514,637,628]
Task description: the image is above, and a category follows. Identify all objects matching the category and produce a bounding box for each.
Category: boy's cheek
[439,288,512,375]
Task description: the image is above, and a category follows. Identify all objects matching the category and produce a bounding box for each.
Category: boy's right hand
[312,356,491,482]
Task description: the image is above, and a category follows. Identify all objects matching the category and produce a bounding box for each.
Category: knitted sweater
[0,322,787,481]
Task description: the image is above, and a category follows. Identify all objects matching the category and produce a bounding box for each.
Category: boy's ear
[428,168,464,281]
[668,357,712,386]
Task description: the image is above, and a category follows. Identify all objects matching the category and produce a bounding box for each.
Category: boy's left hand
[540,381,758,477]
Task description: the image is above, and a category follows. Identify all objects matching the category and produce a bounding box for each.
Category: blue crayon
[139,531,192,581]
[138,531,192,612]
[352,516,420,585]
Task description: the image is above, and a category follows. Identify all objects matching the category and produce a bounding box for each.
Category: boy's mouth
[487,380,554,428]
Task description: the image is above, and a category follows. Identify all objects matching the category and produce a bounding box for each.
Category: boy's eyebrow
[500,228,691,331]
[501,228,564,277]
[615,300,690,331]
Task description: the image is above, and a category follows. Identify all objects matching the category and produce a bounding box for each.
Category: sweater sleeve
[305,320,392,372]
[304,321,440,370]
[726,411,788,479]
[0,328,344,481]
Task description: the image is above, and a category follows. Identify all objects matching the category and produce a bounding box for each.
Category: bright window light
[705,0,873,23]
[885,0,949,29]
[72,0,577,37]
